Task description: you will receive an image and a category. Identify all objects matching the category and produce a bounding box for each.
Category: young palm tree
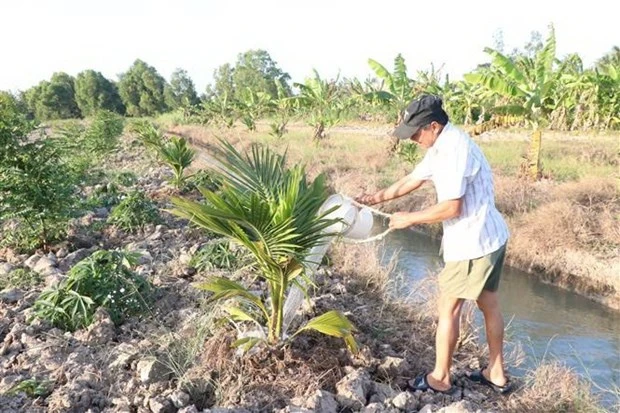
[170,140,357,352]
[159,136,195,188]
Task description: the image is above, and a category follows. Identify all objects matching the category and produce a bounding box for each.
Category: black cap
[392,95,449,140]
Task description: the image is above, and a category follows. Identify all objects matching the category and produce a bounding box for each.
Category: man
[356,95,512,394]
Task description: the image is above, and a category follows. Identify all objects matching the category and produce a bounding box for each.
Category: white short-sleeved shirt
[410,122,509,261]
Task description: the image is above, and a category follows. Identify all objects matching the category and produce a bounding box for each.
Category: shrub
[187,169,221,192]
[0,140,78,251]
[32,250,152,331]
[395,140,420,165]
[107,190,160,232]
[189,241,245,271]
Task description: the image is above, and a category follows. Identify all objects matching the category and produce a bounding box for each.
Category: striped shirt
[410,122,509,262]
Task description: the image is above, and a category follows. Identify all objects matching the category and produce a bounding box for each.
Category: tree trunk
[528,129,542,181]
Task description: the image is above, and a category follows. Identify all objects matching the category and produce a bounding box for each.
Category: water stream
[379,229,619,406]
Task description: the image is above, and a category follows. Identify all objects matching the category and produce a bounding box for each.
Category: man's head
[393,95,449,148]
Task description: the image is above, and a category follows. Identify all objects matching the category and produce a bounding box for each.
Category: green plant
[171,140,357,352]
[118,59,168,117]
[32,250,152,331]
[159,136,196,188]
[395,141,421,165]
[82,110,125,154]
[131,119,165,152]
[6,378,53,397]
[0,141,77,251]
[367,54,416,124]
[188,169,222,192]
[0,267,43,290]
[294,70,343,140]
[112,171,138,187]
[189,241,245,272]
[107,190,160,232]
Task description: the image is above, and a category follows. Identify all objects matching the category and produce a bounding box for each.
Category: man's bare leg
[476,289,507,385]
[427,295,465,390]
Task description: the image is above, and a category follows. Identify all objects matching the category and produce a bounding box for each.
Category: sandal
[468,367,514,395]
[409,372,457,395]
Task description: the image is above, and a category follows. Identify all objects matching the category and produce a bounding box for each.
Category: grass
[479,137,618,181]
[0,267,43,290]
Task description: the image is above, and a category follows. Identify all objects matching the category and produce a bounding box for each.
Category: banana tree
[294,70,342,140]
[237,88,272,131]
[170,141,357,352]
[269,79,294,138]
[465,26,560,180]
[367,54,416,124]
[201,92,237,128]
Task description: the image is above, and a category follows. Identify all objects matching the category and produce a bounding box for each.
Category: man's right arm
[357,174,426,205]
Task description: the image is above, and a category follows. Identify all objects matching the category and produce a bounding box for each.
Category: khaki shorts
[438,244,507,300]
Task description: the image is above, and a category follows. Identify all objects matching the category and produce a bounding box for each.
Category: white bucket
[344,206,374,239]
[319,194,374,239]
[319,194,357,234]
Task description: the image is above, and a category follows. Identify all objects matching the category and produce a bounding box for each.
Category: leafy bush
[189,241,245,271]
[395,140,421,165]
[113,171,138,187]
[0,267,43,290]
[130,120,164,152]
[107,190,160,232]
[32,250,152,331]
[0,140,78,251]
[83,182,121,210]
[187,169,221,192]
[83,110,125,154]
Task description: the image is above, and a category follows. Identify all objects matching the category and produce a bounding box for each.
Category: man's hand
[355,193,378,205]
[389,212,416,230]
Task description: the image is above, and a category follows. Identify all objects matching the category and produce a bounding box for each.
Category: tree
[164,68,199,110]
[207,50,291,100]
[232,49,291,98]
[118,59,168,116]
[595,46,620,71]
[24,72,81,120]
[465,25,559,180]
[206,63,234,99]
[74,70,124,116]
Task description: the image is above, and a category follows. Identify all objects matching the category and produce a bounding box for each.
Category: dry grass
[504,177,620,308]
[503,361,604,413]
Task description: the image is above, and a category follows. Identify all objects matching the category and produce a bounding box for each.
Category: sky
[1,0,618,94]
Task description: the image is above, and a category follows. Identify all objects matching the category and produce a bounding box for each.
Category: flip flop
[409,372,457,395]
[468,367,514,395]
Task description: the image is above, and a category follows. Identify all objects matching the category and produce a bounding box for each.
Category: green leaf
[295,310,358,353]
[196,276,269,319]
[225,305,260,324]
[232,336,262,352]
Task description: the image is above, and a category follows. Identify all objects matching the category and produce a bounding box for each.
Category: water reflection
[379,229,620,403]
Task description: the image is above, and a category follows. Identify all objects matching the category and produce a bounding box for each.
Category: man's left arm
[389,198,462,229]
